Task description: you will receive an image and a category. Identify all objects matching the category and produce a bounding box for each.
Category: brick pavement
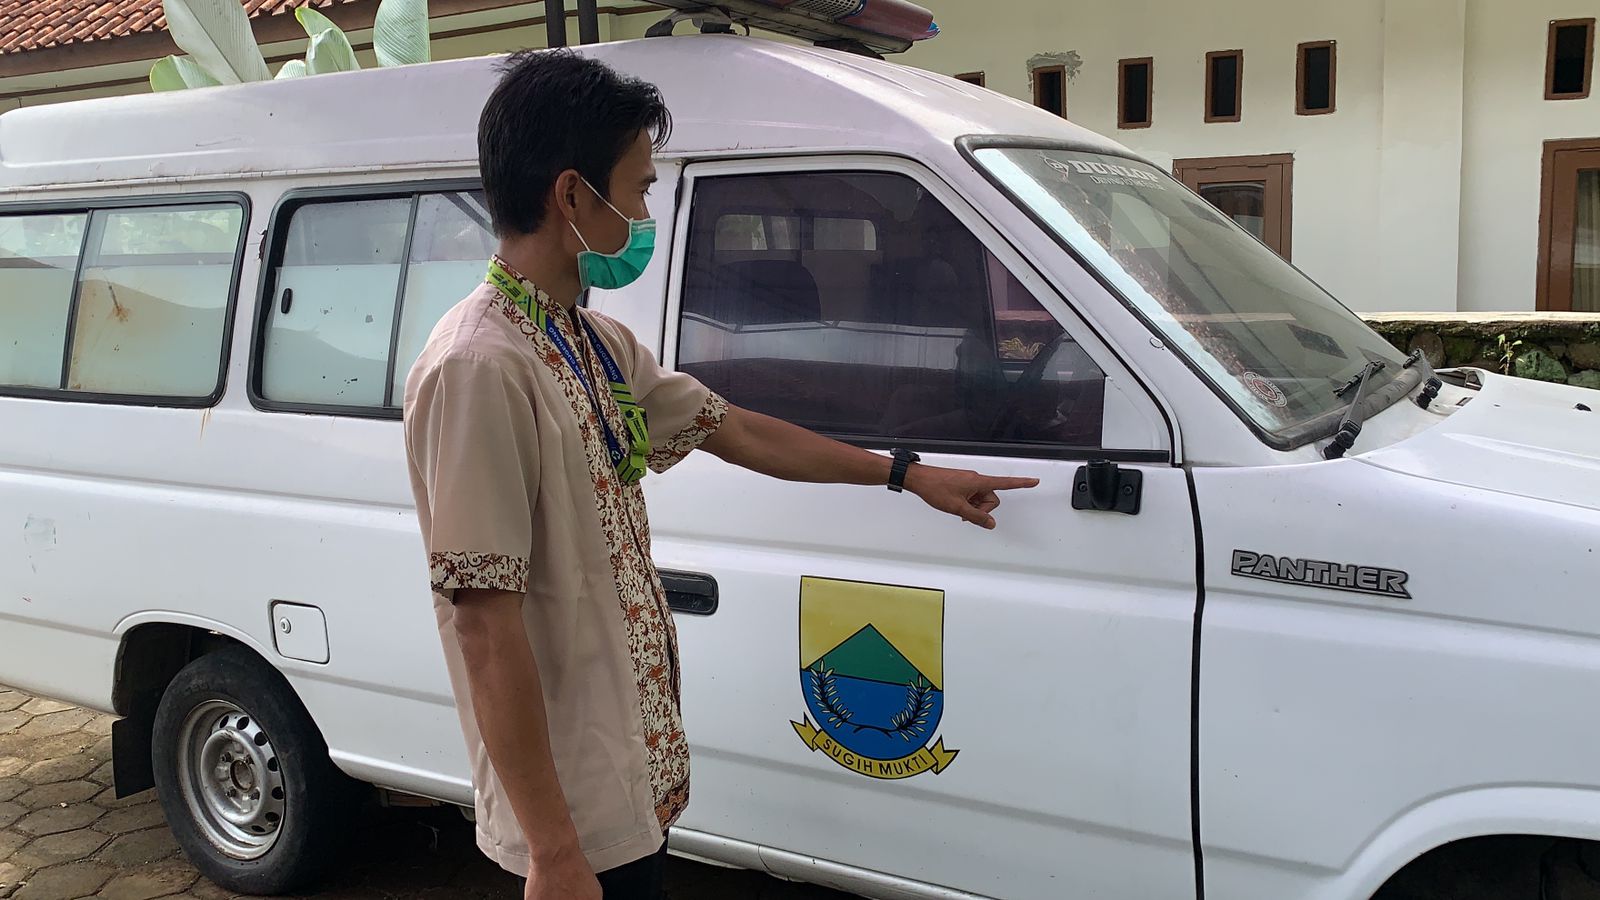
[0,686,858,900]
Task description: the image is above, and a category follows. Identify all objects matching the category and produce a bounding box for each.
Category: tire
[151,644,360,895]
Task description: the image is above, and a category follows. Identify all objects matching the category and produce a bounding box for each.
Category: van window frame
[665,154,1174,464]
[248,178,486,420]
[0,191,251,409]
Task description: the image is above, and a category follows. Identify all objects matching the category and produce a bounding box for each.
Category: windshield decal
[1231,550,1412,600]
[1241,371,1288,408]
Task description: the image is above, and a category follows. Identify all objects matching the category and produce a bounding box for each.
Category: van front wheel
[151,645,358,895]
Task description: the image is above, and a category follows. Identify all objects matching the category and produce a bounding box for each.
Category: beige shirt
[403,258,727,875]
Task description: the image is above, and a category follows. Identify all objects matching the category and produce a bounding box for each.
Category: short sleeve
[404,353,538,597]
[604,318,728,474]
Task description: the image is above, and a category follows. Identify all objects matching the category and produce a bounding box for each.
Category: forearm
[701,406,891,485]
[454,590,581,860]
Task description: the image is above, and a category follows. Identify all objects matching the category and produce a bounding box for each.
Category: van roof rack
[643,0,937,57]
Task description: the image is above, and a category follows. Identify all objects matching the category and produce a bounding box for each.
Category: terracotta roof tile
[0,0,364,56]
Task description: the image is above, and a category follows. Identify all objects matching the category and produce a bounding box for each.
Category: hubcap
[176,700,287,859]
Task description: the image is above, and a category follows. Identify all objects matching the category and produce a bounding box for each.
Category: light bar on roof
[647,0,939,54]
[778,0,940,43]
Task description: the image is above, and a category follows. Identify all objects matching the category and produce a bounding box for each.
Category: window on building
[1547,18,1595,100]
[1174,154,1293,258]
[1297,41,1336,114]
[1206,50,1243,122]
[1538,138,1600,312]
[0,201,243,400]
[1033,65,1067,118]
[255,188,496,413]
[1118,58,1153,128]
[679,171,1106,451]
[954,71,986,87]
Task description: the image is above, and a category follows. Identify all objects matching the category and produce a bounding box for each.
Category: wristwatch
[887,447,920,493]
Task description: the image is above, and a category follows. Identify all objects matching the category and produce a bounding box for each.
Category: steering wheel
[991,331,1068,441]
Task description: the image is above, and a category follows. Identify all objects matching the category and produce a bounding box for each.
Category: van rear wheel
[152,645,358,895]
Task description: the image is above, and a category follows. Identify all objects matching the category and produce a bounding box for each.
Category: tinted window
[1300,43,1334,112]
[1549,20,1594,97]
[679,171,1105,449]
[1120,59,1152,128]
[257,190,495,412]
[1208,51,1242,120]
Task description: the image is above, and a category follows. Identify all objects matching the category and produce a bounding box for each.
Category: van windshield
[972,146,1408,444]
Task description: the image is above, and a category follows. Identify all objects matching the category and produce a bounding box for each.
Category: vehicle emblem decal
[1231,550,1411,600]
[1241,371,1288,408]
[791,577,959,780]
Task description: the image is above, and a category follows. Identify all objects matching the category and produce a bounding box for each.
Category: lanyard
[487,260,650,483]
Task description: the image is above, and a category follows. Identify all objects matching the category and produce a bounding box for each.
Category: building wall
[1458,0,1600,312]
[898,0,1392,310]
[898,0,1600,313]
[5,1,1599,313]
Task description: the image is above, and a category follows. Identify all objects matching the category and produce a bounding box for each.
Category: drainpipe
[577,0,600,44]
[546,0,567,47]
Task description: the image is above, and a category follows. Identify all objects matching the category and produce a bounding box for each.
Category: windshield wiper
[1322,359,1387,460]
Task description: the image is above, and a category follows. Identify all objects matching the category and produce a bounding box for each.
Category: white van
[3,32,1599,900]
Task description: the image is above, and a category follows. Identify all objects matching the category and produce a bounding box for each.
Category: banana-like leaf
[373,0,430,67]
[293,5,339,38]
[275,59,309,79]
[161,0,271,84]
[305,26,360,74]
[149,54,223,91]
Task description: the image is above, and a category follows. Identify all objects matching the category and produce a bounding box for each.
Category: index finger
[981,476,1040,491]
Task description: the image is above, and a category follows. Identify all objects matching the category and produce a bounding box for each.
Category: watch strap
[888,448,918,493]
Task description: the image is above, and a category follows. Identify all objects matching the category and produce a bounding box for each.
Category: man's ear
[551,168,583,222]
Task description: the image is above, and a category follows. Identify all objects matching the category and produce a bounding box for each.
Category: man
[403,49,1038,900]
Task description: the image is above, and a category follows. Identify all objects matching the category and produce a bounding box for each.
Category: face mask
[570,177,655,291]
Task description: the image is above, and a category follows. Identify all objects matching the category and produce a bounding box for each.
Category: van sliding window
[0,200,245,405]
[253,188,495,416]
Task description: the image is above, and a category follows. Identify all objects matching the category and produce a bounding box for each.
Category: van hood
[1358,372,1600,512]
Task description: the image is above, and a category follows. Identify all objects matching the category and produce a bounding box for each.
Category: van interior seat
[700,259,822,326]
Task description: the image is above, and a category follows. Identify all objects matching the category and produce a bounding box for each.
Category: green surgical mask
[571,177,655,291]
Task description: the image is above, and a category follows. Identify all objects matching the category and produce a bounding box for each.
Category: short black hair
[478,49,672,236]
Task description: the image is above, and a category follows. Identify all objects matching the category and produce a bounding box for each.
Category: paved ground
[13,684,1600,900]
[0,686,858,900]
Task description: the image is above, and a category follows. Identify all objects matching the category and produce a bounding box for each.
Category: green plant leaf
[275,59,308,79]
[150,57,184,91]
[161,0,271,84]
[293,5,339,38]
[149,54,222,91]
[373,0,430,67]
[305,26,360,74]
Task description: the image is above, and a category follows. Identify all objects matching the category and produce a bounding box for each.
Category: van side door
[645,156,1200,899]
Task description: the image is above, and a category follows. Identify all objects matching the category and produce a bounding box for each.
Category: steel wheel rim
[175,699,287,860]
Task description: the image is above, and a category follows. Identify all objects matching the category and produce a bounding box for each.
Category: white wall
[1458,0,1600,312]
[900,0,1394,309]
[899,0,1600,313]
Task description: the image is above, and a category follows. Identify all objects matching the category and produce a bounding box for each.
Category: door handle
[1072,460,1142,515]
[659,570,718,616]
